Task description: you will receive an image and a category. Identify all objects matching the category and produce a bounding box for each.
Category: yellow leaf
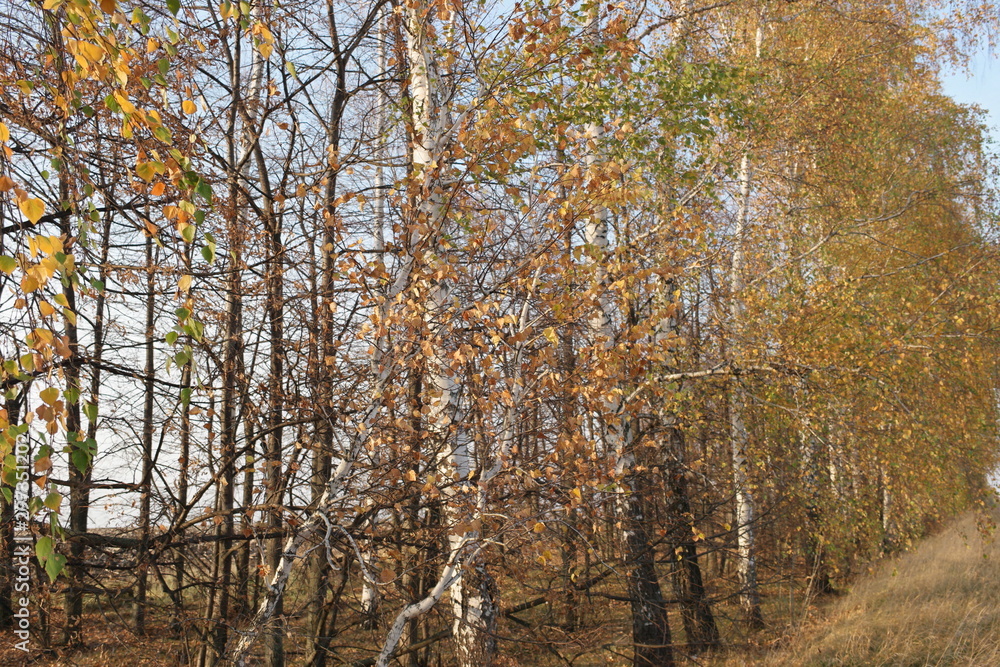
[113,92,136,115]
[35,236,53,255]
[146,38,159,53]
[39,302,55,316]
[151,182,166,196]
[43,492,61,511]
[21,275,39,293]
[0,175,14,191]
[0,122,8,142]
[178,274,192,292]
[258,42,273,59]
[100,0,116,12]
[33,328,54,345]
[39,387,59,406]
[74,40,104,65]
[182,99,197,114]
[532,522,545,533]
[18,198,45,224]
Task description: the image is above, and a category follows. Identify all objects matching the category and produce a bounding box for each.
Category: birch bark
[730,150,764,627]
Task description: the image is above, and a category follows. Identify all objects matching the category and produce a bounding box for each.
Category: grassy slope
[719,512,1000,667]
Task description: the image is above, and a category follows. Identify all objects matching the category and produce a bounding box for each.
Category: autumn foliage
[0,0,998,666]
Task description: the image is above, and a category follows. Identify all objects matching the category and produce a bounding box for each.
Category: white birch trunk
[375,5,498,665]
[727,16,766,626]
[730,150,763,626]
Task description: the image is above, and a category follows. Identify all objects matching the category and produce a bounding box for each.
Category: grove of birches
[0,0,998,665]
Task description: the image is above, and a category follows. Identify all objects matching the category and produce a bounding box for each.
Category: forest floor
[2,511,999,666]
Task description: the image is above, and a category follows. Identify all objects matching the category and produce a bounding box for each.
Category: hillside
[719,511,1000,667]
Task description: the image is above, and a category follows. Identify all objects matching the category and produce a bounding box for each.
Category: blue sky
[941,50,999,143]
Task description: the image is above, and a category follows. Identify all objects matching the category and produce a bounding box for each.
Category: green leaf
[196,179,212,203]
[201,245,215,264]
[175,307,190,321]
[36,536,53,561]
[167,0,180,15]
[165,331,178,345]
[83,402,98,423]
[71,449,90,475]
[181,224,196,243]
[153,125,173,143]
[157,58,170,76]
[45,552,66,581]
[0,255,16,274]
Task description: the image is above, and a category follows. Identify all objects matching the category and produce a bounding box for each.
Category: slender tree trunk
[656,279,718,651]
[235,419,255,619]
[59,197,86,649]
[134,232,156,635]
[174,361,192,638]
[797,393,833,597]
[730,148,764,628]
[584,80,674,662]
[45,14,90,645]
[262,182,286,667]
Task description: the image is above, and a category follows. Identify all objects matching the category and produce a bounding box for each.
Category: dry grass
[711,512,1000,667]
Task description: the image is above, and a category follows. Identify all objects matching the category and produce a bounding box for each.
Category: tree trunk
[730,149,764,629]
[665,428,719,651]
[621,454,674,667]
[134,230,156,636]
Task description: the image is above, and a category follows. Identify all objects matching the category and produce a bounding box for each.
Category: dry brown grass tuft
[723,512,1000,667]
